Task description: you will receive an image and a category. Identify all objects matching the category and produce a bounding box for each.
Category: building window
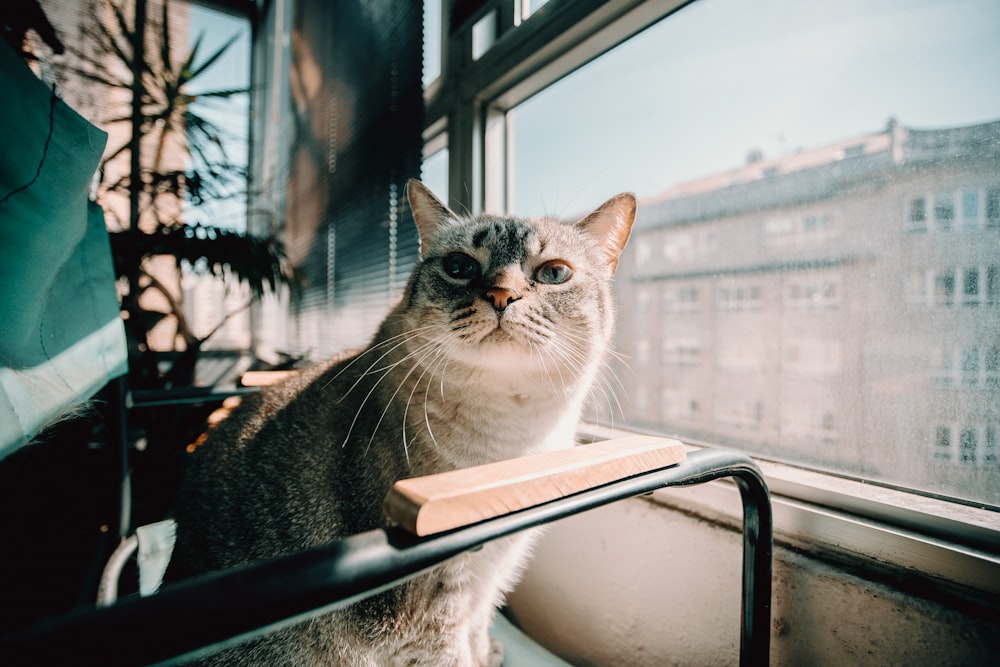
[961,190,981,229]
[765,217,797,247]
[986,347,999,388]
[933,268,956,305]
[987,188,1000,229]
[961,347,980,387]
[784,273,841,310]
[985,427,998,465]
[987,266,999,305]
[960,428,978,464]
[663,285,700,314]
[662,337,701,366]
[935,426,952,461]
[718,282,763,312]
[934,192,955,230]
[908,196,928,232]
[963,267,980,305]
[932,346,956,387]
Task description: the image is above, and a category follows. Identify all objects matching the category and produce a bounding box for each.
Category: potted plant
[73,0,296,389]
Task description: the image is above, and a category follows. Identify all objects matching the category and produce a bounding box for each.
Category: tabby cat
[168,179,636,666]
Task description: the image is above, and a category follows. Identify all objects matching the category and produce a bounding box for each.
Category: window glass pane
[421,147,450,202]
[186,5,251,231]
[423,0,442,87]
[472,11,497,60]
[182,4,252,350]
[507,0,1000,504]
[962,190,980,228]
[520,0,551,22]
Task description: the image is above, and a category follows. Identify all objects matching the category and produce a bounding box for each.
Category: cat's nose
[485,286,521,312]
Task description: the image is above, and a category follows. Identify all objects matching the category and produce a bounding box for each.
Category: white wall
[506,496,1000,666]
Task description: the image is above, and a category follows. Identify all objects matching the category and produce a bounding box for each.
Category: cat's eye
[534,260,574,285]
[442,252,481,280]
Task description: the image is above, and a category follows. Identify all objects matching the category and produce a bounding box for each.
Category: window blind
[251,0,423,359]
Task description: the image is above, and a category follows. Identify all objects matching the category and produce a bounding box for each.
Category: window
[908,196,928,232]
[784,273,840,310]
[987,188,1000,229]
[934,269,956,306]
[963,267,980,305]
[962,347,980,387]
[662,337,702,366]
[423,0,443,87]
[934,192,955,230]
[961,190,980,229]
[764,217,797,247]
[986,347,999,388]
[662,285,700,313]
[439,0,1000,507]
[718,281,762,312]
[935,426,953,461]
[960,428,978,464]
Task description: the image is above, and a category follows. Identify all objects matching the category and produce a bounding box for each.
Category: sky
[184,3,252,230]
[505,0,1000,218]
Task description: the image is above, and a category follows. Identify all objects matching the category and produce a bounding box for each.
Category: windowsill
[578,423,1000,604]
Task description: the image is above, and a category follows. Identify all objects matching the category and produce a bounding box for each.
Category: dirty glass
[506,0,1000,505]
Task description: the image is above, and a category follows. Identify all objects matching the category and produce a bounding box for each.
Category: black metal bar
[734,462,774,666]
[0,449,771,666]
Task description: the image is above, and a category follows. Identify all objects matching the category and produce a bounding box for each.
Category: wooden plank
[239,370,299,387]
[383,435,686,536]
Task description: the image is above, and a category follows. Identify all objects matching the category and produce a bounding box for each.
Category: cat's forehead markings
[468,218,539,266]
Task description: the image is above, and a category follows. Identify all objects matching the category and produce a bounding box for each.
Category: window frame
[427,0,1000,599]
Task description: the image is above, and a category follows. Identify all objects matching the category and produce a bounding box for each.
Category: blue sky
[507,0,1000,218]
[185,4,251,230]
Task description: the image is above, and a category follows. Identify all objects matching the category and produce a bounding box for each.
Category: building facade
[614,118,1000,503]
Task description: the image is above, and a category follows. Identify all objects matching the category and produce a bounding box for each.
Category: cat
[167,179,636,666]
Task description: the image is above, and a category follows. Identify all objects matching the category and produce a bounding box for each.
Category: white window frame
[427,0,1000,601]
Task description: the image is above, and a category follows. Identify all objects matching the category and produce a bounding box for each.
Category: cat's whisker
[532,337,580,399]
[343,331,455,449]
[366,328,464,457]
[397,333,462,463]
[587,366,625,429]
[355,336,456,444]
[420,337,464,454]
[527,339,561,397]
[325,324,440,398]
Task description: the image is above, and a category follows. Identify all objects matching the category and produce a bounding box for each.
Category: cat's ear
[575,193,637,274]
[407,179,458,254]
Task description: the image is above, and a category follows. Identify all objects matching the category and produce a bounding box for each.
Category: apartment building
[615,118,1000,503]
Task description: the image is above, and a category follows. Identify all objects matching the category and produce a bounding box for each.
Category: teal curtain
[0,41,127,457]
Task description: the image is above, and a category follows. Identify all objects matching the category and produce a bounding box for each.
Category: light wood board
[383,435,686,536]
